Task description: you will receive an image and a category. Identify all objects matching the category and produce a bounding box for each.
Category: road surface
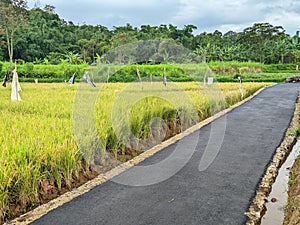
[30,83,300,225]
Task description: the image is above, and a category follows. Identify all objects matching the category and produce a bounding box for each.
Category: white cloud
[27,0,300,35]
[264,11,300,35]
[29,0,181,26]
[170,0,269,34]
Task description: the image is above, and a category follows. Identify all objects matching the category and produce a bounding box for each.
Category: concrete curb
[5,85,270,225]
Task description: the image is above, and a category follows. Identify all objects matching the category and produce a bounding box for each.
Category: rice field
[0,81,272,223]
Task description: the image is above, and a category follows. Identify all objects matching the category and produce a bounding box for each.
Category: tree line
[0,0,300,67]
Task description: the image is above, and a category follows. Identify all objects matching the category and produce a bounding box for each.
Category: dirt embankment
[211,67,263,74]
[3,162,98,224]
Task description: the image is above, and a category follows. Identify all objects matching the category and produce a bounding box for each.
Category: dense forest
[0,2,300,66]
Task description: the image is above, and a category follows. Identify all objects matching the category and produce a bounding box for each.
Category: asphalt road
[30,83,300,225]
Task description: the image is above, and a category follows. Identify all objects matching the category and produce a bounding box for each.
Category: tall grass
[1,61,298,83]
[215,73,297,83]
[208,61,263,70]
[0,62,88,80]
[0,84,80,222]
[0,82,271,223]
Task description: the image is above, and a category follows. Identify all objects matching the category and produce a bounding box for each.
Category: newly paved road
[31,83,300,225]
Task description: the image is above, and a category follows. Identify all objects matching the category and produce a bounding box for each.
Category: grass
[1,61,299,83]
[0,81,272,223]
[0,61,88,80]
[207,61,263,73]
[215,73,300,83]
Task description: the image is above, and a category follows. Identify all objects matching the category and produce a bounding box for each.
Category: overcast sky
[28,0,300,35]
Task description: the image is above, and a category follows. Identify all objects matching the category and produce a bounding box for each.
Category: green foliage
[287,127,300,136]
[18,78,71,83]
[215,73,296,83]
[1,5,299,66]
[19,62,34,78]
[1,61,299,83]
[263,64,300,73]
[208,61,263,69]
[1,61,88,80]
[0,0,28,70]
[107,64,193,82]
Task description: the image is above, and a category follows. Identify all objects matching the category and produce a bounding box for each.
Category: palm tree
[61,51,83,64]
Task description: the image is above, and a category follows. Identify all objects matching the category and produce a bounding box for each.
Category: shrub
[0,62,3,77]
[263,64,298,73]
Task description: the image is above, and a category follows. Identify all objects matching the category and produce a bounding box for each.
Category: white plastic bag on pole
[11,69,22,102]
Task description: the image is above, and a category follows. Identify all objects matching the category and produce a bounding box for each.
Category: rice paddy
[0,81,272,223]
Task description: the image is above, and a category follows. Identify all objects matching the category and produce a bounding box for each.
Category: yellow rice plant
[0,81,271,223]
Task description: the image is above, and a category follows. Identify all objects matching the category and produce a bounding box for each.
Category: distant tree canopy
[0,3,299,65]
[0,0,28,71]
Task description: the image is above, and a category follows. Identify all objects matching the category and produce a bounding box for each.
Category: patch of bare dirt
[211,67,263,74]
[4,161,98,224]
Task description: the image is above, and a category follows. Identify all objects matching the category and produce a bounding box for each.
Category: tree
[0,0,28,72]
[110,32,138,48]
[194,43,211,62]
[77,38,97,63]
[276,37,293,64]
[43,4,55,14]
[291,33,300,64]
[61,51,83,64]
[17,7,63,62]
[138,25,159,40]
[240,23,285,63]
[182,25,197,49]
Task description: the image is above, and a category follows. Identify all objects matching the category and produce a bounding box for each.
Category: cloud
[253,0,300,35]
[172,0,263,27]
[264,12,300,35]
[171,0,300,34]
[28,0,299,35]
[31,0,182,27]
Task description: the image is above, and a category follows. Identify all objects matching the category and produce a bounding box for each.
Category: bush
[107,64,195,82]
[263,64,299,73]
[18,62,34,78]
[0,62,89,80]
[0,62,3,77]
[215,73,294,83]
[1,61,299,83]
[208,61,263,70]
[18,78,71,83]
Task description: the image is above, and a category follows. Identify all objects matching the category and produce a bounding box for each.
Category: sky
[27,0,300,35]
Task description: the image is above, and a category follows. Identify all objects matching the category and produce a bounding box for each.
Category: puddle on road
[261,140,300,225]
